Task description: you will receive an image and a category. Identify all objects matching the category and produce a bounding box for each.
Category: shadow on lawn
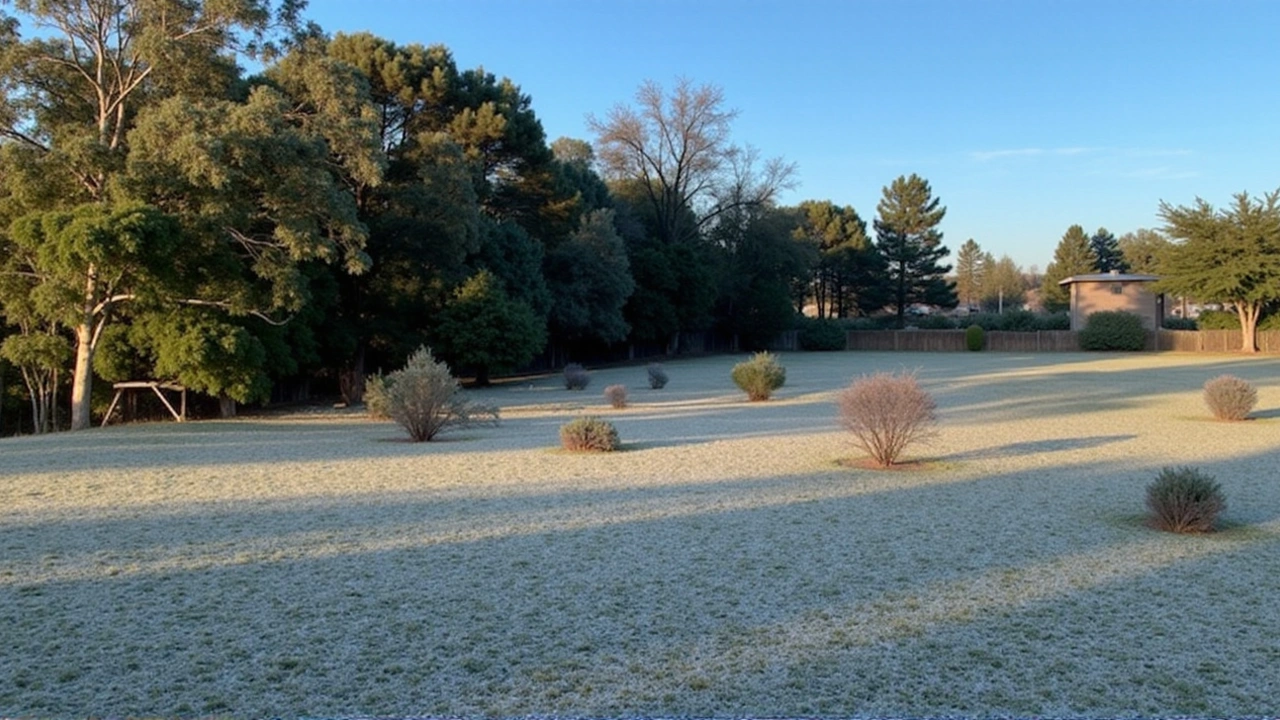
[4,445,1280,717]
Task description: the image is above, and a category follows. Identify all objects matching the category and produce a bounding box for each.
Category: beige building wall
[1068,281,1160,330]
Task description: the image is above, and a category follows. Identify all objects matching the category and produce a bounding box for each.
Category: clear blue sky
[303,0,1280,271]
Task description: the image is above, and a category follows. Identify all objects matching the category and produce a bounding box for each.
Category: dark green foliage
[966,312,1068,331]
[1041,225,1100,313]
[563,363,590,390]
[712,206,812,350]
[1203,375,1257,421]
[1259,313,1280,331]
[795,200,889,318]
[1090,228,1130,273]
[1146,466,1225,534]
[646,363,668,389]
[1079,311,1147,351]
[965,324,984,351]
[846,316,900,330]
[603,384,628,409]
[730,352,786,401]
[432,270,547,386]
[544,209,635,344]
[797,317,848,351]
[559,415,620,452]
[909,314,956,329]
[873,174,957,327]
[365,347,499,442]
[1162,317,1198,330]
[1196,310,1240,329]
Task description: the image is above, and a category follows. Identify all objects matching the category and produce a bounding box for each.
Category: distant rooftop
[1058,272,1160,286]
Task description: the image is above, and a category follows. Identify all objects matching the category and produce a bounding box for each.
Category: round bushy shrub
[837,372,937,467]
[1034,312,1071,330]
[797,317,847,351]
[1203,374,1257,421]
[1162,316,1198,330]
[997,309,1038,332]
[603,384,628,409]
[1079,310,1147,351]
[1146,466,1225,533]
[731,352,787,401]
[563,363,590,390]
[1196,310,1240,330]
[560,415,619,452]
[911,314,956,330]
[965,324,984,351]
[646,362,668,389]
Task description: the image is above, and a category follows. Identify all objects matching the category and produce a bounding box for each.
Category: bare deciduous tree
[588,77,796,245]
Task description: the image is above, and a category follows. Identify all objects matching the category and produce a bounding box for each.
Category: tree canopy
[1157,190,1280,352]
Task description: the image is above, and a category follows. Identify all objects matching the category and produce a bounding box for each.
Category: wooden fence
[844,329,1280,353]
[1156,329,1280,353]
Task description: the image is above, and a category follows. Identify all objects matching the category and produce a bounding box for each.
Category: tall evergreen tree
[1090,227,1130,273]
[1040,225,1099,313]
[954,239,985,310]
[873,174,956,327]
[793,200,887,318]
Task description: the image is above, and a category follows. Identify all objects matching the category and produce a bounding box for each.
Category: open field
[3,351,1280,718]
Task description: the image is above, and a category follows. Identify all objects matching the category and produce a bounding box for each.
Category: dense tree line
[0,1,963,434]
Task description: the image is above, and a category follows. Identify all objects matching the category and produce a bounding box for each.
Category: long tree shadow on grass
[4,446,1280,717]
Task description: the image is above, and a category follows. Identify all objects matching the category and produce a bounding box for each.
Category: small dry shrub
[1203,374,1257,421]
[564,363,590,390]
[365,347,498,442]
[647,363,668,389]
[1146,466,1225,533]
[731,352,786,401]
[604,384,628,408]
[560,415,619,452]
[837,371,937,467]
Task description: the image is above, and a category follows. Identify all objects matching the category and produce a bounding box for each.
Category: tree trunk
[70,322,95,431]
[473,365,491,387]
[340,345,367,404]
[1240,304,1260,353]
[219,393,237,418]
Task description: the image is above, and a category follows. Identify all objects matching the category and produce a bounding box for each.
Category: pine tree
[873,174,956,327]
[954,239,985,310]
[1090,227,1130,273]
[1040,225,1099,313]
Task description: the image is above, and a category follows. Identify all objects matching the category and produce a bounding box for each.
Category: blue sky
[302,0,1280,271]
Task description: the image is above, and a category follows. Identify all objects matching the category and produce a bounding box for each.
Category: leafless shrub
[837,371,937,467]
[603,384,628,409]
[1203,374,1257,421]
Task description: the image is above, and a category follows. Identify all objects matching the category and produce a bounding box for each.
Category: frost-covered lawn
[3,351,1280,718]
